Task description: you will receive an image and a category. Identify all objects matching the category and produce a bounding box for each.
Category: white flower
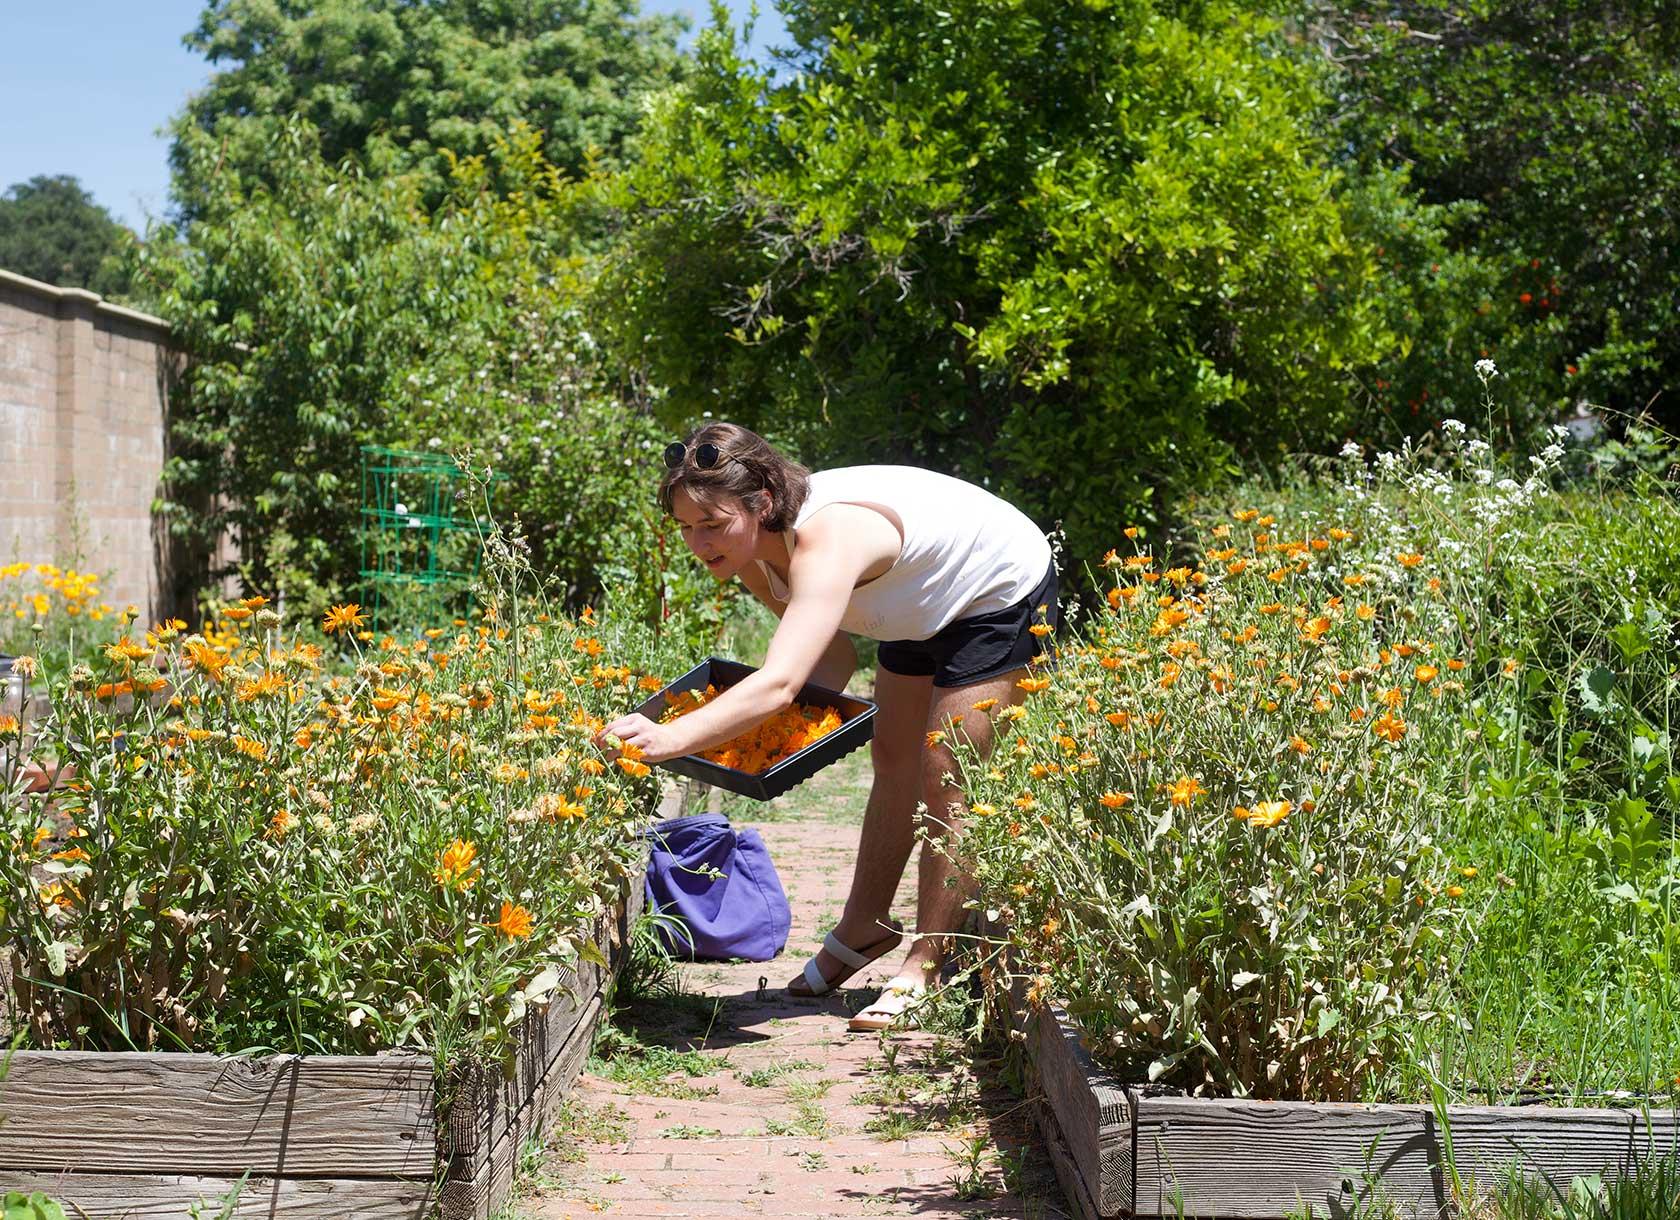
[1466,439,1491,457]
[1475,359,1498,381]
[1441,418,1468,435]
[1340,440,1363,459]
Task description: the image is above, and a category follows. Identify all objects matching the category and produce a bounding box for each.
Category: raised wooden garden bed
[0,794,667,1219]
[1017,996,1680,1220]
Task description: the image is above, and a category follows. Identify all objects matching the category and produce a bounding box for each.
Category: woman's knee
[871,732,920,778]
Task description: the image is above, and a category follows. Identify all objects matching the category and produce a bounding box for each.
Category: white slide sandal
[787,920,902,997]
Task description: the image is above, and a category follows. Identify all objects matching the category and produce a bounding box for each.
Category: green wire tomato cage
[358,446,502,631]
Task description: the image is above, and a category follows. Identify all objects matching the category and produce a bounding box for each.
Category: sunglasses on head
[663,440,729,470]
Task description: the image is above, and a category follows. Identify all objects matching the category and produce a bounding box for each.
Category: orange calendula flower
[489,901,534,940]
[1016,677,1051,694]
[1248,800,1293,829]
[1099,791,1132,810]
[662,687,845,774]
[1396,552,1424,568]
[434,838,479,890]
[1289,735,1312,756]
[1446,885,1465,898]
[231,735,268,760]
[1414,664,1439,684]
[1371,712,1407,743]
[617,758,652,778]
[970,698,999,713]
[1167,775,1206,807]
[221,606,253,622]
[323,603,367,635]
[1301,615,1332,643]
[1258,602,1284,616]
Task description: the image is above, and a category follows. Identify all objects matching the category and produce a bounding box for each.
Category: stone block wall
[0,268,177,617]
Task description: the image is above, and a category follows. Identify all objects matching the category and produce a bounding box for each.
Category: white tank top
[756,466,1052,642]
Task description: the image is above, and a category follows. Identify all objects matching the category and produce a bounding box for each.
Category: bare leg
[786,667,933,992]
[893,667,1031,984]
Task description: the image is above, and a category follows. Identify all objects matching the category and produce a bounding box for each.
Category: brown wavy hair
[657,422,811,533]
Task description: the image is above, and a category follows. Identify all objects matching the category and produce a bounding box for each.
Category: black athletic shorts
[876,561,1059,688]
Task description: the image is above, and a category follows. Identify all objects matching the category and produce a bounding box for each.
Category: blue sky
[0,1,788,232]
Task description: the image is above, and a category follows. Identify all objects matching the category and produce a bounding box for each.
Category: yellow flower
[489,901,534,940]
[1016,677,1051,694]
[434,838,479,890]
[1248,800,1293,829]
[1446,885,1465,898]
[322,603,367,635]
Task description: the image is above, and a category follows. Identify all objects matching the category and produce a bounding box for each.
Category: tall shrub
[604,0,1409,561]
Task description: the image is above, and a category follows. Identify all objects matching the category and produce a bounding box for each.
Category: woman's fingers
[596,713,657,754]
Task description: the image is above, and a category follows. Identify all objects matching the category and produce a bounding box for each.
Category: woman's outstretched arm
[598,508,887,762]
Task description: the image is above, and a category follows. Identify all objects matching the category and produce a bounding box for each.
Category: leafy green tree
[133,119,695,625]
[602,0,1410,563]
[1311,1,1680,428]
[0,175,132,296]
[169,0,688,217]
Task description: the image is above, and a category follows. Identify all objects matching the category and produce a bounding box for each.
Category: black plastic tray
[634,657,877,801]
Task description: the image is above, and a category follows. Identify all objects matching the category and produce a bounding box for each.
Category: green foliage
[0,523,689,1061]
[0,175,132,297]
[1311,1,1680,431]
[131,119,706,631]
[1176,391,1680,1102]
[0,1194,68,1220]
[170,0,688,217]
[605,0,1407,560]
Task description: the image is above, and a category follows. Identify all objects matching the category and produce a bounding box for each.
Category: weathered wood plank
[0,1052,433,1177]
[0,1171,432,1218]
[1134,1094,1680,1219]
[438,990,608,1220]
[1028,1001,1133,1218]
[444,947,602,1158]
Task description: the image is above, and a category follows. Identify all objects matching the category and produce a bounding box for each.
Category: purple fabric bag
[644,812,792,961]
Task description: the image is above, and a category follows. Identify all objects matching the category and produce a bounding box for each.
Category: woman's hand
[595,713,685,765]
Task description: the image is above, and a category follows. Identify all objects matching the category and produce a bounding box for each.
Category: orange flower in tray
[661,684,845,772]
[639,658,877,801]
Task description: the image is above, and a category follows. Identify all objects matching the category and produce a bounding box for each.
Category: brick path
[523,753,1070,1220]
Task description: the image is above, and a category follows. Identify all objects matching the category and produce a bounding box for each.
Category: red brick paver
[525,761,1069,1220]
